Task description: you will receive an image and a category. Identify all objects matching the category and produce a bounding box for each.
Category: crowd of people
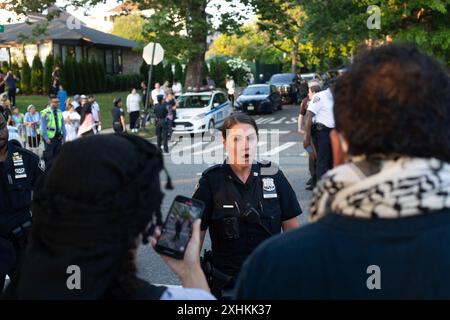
[0,43,449,300]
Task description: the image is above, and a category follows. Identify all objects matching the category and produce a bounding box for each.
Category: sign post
[142,42,164,115]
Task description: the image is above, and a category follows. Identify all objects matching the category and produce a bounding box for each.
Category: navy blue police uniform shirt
[194,161,301,231]
[0,142,44,236]
[193,161,302,276]
[234,209,450,299]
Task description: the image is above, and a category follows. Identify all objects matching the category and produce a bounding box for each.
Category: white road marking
[260,142,298,157]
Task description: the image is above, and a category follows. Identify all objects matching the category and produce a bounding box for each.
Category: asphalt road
[137,103,313,285]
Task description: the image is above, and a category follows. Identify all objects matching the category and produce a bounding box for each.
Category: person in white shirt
[162,80,170,95]
[226,77,236,108]
[62,101,81,142]
[126,88,142,133]
[303,86,335,180]
[171,79,183,97]
[71,94,80,113]
[88,95,101,134]
[151,83,166,105]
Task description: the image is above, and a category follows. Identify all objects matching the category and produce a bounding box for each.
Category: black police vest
[154,103,168,120]
[206,164,283,275]
[0,143,39,236]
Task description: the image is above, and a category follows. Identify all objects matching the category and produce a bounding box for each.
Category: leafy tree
[174,62,183,83]
[31,54,44,94]
[21,59,32,94]
[111,14,147,44]
[163,62,173,85]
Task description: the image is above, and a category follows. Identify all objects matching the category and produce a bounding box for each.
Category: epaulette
[202,164,222,176]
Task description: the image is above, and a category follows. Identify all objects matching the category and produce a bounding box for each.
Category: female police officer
[193,113,301,298]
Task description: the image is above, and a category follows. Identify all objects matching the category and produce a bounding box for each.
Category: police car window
[178,95,211,109]
[213,93,226,105]
[243,86,270,95]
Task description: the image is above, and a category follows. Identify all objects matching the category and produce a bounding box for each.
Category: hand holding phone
[150,197,209,291]
[154,195,205,260]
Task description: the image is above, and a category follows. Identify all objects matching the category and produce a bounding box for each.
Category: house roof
[0,10,138,48]
[107,3,140,13]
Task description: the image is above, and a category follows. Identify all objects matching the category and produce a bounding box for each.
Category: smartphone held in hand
[155,196,205,260]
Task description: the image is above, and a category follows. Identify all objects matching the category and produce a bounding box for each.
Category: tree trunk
[184,0,208,88]
[185,42,207,88]
[291,42,299,74]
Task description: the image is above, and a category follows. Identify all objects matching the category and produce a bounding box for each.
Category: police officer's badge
[38,159,46,172]
[262,177,277,198]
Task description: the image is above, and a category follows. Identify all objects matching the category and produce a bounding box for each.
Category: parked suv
[269,73,303,104]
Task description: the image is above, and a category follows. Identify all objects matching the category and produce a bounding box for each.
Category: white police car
[8,125,23,147]
[173,90,233,136]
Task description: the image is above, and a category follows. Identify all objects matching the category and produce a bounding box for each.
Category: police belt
[312,122,332,132]
[200,250,235,297]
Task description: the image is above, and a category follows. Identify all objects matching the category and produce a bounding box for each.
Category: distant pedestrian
[226,76,236,108]
[78,103,95,138]
[126,88,141,133]
[172,79,182,98]
[111,97,126,133]
[206,76,216,89]
[154,95,169,154]
[165,92,177,140]
[151,83,165,105]
[41,95,65,165]
[52,65,61,86]
[24,105,41,148]
[71,95,81,114]
[0,95,12,125]
[48,80,58,97]
[88,95,101,133]
[141,81,148,108]
[1,70,18,107]
[77,95,88,115]
[162,80,170,95]
[57,84,67,112]
[11,106,25,144]
[62,102,81,142]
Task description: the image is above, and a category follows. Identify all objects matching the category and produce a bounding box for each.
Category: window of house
[105,50,113,74]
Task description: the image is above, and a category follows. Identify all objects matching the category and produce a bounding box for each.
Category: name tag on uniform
[262,177,278,199]
[223,205,234,209]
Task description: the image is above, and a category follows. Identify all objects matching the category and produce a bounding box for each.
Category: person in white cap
[24,105,41,148]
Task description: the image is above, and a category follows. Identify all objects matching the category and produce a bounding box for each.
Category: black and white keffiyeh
[310,157,450,222]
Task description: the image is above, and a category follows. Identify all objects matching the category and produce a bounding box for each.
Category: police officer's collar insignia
[262,177,276,192]
[313,96,320,103]
[38,159,46,172]
[253,172,258,177]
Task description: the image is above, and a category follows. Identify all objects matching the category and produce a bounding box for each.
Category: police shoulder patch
[312,96,321,103]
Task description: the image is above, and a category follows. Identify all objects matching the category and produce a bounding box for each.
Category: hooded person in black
[2,134,211,299]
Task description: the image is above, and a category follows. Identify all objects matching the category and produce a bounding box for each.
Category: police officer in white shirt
[303,86,335,180]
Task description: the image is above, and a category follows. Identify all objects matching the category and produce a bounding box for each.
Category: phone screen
[155,196,204,259]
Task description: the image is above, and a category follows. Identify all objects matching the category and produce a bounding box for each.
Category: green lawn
[16,91,133,130]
